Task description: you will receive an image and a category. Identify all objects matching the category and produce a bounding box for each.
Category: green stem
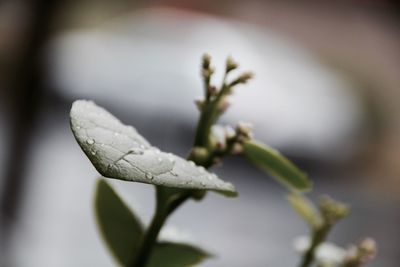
[193,83,230,148]
[133,76,233,266]
[132,133,216,267]
[131,204,167,267]
[131,188,191,267]
[298,226,330,267]
[193,104,215,147]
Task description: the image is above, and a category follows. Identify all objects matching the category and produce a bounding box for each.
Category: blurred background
[0,0,399,266]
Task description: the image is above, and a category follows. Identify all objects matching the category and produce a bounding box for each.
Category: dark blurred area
[0,0,399,266]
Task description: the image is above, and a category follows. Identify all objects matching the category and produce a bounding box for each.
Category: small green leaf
[287,193,322,228]
[243,140,312,191]
[147,242,212,267]
[95,179,144,266]
[70,100,236,196]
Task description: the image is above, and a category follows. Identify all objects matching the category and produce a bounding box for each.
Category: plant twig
[298,226,331,267]
[132,54,252,267]
[131,188,191,267]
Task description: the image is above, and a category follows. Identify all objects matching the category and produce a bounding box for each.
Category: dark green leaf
[95,179,144,266]
[243,140,312,191]
[147,242,212,267]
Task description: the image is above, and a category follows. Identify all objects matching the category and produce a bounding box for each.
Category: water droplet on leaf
[145,172,153,180]
[152,147,161,154]
[188,161,196,167]
[86,138,94,145]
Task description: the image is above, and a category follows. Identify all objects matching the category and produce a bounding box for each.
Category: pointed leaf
[287,193,322,228]
[147,242,212,267]
[243,140,312,191]
[70,100,236,196]
[95,179,144,266]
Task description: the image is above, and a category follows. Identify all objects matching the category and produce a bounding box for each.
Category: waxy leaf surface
[71,100,236,195]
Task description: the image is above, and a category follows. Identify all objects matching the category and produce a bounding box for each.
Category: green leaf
[287,193,322,228]
[242,140,312,191]
[70,100,236,196]
[94,179,144,266]
[147,242,212,267]
[95,181,212,267]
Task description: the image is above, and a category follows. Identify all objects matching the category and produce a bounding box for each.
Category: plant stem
[133,72,232,266]
[133,122,221,266]
[131,203,167,267]
[298,226,330,267]
[131,188,191,267]
[193,83,230,148]
[193,104,215,147]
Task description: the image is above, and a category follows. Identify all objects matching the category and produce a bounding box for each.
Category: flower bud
[202,68,214,79]
[231,143,243,155]
[207,85,217,96]
[229,71,254,86]
[218,99,230,113]
[358,238,377,260]
[189,147,209,165]
[202,53,211,69]
[226,56,238,72]
[318,196,350,225]
[343,238,377,266]
[211,125,227,150]
[236,121,253,136]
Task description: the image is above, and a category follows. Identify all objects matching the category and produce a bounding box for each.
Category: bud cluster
[197,54,254,113]
[318,196,350,226]
[228,72,254,87]
[202,53,211,70]
[236,122,253,142]
[343,238,377,267]
[210,122,253,159]
[193,54,254,167]
[226,56,238,73]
